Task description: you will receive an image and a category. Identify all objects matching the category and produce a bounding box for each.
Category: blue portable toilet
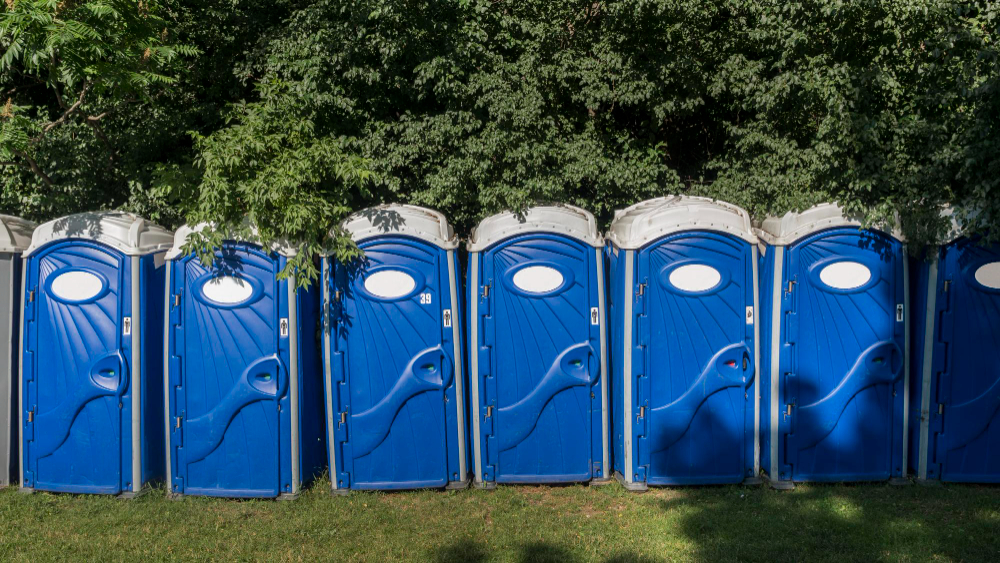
[757,204,909,488]
[0,216,35,487]
[20,212,172,496]
[910,213,1000,483]
[324,204,467,491]
[467,204,608,487]
[607,196,760,490]
[165,224,325,498]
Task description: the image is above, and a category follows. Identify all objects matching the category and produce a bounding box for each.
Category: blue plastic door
[784,229,904,481]
[333,238,450,489]
[640,233,754,484]
[934,241,1000,481]
[483,234,597,483]
[23,242,127,494]
[171,246,284,497]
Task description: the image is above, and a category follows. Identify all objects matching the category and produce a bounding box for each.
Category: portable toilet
[324,204,468,491]
[910,214,1000,483]
[606,196,760,490]
[467,204,608,487]
[0,216,35,487]
[757,204,908,487]
[20,212,171,496]
[165,225,325,498]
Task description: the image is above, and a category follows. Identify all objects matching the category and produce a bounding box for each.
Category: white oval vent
[669,264,722,293]
[819,261,872,290]
[512,266,564,294]
[202,276,254,304]
[974,262,1000,290]
[50,270,104,302]
[364,270,416,299]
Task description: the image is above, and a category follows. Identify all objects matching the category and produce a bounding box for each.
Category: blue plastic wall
[326,235,466,490]
[910,238,1000,482]
[22,240,166,494]
[760,227,906,483]
[609,232,757,487]
[470,233,605,485]
[168,243,323,497]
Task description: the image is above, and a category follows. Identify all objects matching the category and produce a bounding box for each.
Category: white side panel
[918,258,938,480]
[469,253,483,483]
[769,249,784,479]
[322,258,338,491]
[17,266,25,487]
[752,246,761,475]
[446,250,467,480]
[287,277,300,494]
[163,261,173,490]
[901,248,910,478]
[131,257,142,491]
[596,249,609,478]
[622,251,635,483]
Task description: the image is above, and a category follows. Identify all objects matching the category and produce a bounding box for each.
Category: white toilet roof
[756,203,903,245]
[608,195,756,249]
[468,204,602,252]
[341,204,458,249]
[25,212,173,257]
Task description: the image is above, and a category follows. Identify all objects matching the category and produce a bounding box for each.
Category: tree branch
[34,81,92,142]
[10,150,55,188]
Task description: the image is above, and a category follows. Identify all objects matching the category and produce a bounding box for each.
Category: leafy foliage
[1,0,999,279]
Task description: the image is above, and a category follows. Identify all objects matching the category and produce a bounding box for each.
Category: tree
[0,0,197,217]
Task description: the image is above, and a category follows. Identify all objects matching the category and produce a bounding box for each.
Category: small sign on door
[122,317,132,336]
[746,306,754,325]
[590,307,600,326]
[896,304,904,323]
[443,309,453,328]
[280,318,289,337]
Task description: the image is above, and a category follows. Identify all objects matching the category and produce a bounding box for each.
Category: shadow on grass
[664,483,1000,562]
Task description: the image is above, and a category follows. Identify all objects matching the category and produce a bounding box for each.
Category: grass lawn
[0,478,997,562]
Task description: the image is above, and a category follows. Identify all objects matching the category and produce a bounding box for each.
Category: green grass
[0,479,998,562]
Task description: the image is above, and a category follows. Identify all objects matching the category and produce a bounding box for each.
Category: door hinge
[485,405,493,418]
[338,411,347,426]
[938,404,944,415]
[175,416,182,429]
[638,406,646,419]
[785,404,794,416]
[786,280,797,293]
[637,283,647,296]
[334,289,341,302]
[27,409,34,423]
[482,285,490,298]
[942,280,951,293]
[28,290,35,302]
[173,294,181,307]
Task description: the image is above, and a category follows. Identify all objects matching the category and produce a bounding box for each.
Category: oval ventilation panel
[364,270,417,299]
[819,261,872,290]
[668,264,722,293]
[512,265,564,294]
[202,276,254,305]
[50,270,104,302]
[974,262,1000,290]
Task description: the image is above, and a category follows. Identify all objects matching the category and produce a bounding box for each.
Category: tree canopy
[1,0,996,280]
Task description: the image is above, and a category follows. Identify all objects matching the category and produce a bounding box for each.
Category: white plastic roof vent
[25,212,173,257]
[341,204,458,250]
[608,196,756,249]
[0,215,36,254]
[467,204,602,252]
[756,203,903,246]
[167,221,298,260]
